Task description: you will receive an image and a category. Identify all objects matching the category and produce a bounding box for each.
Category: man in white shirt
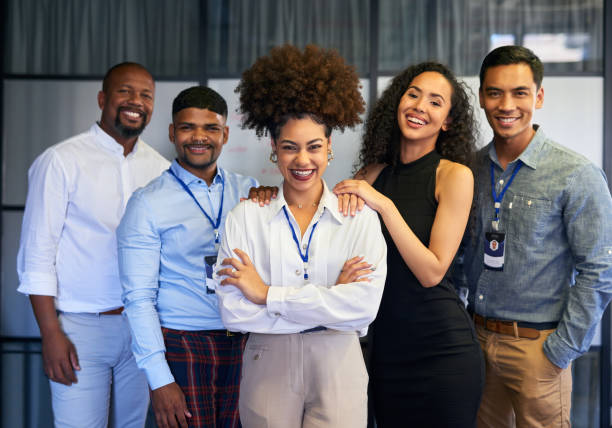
[17,62,170,428]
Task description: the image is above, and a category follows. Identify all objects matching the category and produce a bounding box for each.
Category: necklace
[296,202,318,209]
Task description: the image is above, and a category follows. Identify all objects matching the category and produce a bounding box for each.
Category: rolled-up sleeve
[544,164,612,368]
[17,150,69,297]
[117,192,173,390]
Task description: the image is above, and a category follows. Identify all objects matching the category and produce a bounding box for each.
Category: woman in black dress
[334,62,484,427]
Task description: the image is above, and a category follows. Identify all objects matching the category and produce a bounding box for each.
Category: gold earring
[327,149,334,164]
[270,151,278,164]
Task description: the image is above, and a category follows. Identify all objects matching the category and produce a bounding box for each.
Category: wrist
[40,324,64,338]
[258,284,270,305]
[377,195,394,214]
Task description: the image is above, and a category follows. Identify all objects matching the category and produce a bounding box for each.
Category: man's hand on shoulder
[151,382,192,428]
[244,185,278,205]
[41,329,80,386]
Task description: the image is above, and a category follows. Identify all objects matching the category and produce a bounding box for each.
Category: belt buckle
[226,330,235,337]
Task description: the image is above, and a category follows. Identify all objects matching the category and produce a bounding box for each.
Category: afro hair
[235,44,365,139]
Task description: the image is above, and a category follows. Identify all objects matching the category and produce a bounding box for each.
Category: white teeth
[499,117,517,123]
[123,111,140,118]
[407,117,425,125]
[293,170,313,176]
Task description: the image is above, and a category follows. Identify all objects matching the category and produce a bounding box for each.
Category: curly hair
[235,44,365,139]
[357,62,477,171]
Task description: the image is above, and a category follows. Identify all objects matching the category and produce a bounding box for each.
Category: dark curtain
[4,0,201,76]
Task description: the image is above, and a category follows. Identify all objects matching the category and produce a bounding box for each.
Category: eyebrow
[175,121,222,127]
[118,84,153,93]
[280,138,324,145]
[408,85,446,102]
[484,85,531,92]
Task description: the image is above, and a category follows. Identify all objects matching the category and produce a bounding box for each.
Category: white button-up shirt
[215,181,387,336]
[17,124,170,313]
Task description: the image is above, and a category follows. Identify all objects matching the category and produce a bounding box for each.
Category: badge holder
[204,254,218,294]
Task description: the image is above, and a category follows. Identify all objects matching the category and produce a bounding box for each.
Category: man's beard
[114,110,147,138]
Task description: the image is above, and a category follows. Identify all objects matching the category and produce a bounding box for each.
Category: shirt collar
[488,125,545,170]
[92,123,142,157]
[169,159,225,186]
[267,180,344,225]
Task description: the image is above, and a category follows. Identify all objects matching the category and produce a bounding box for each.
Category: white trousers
[239,330,368,428]
[50,312,149,428]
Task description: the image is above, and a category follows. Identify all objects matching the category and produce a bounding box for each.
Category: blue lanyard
[167,168,225,249]
[282,206,318,281]
[490,160,522,229]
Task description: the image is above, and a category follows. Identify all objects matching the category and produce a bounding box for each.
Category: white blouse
[215,181,387,336]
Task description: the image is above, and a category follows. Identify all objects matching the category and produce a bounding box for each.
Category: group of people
[16,43,612,428]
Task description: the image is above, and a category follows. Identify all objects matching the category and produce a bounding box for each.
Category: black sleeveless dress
[370,150,484,428]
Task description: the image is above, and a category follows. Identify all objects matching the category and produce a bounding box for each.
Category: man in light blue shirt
[456,46,612,427]
[117,86,258,428]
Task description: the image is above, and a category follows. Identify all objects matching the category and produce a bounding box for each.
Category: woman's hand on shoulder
[333,179,390,213]
[333,163,388,215]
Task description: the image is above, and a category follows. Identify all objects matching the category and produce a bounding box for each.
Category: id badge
[204,255,218,294]
[484,231,505,271]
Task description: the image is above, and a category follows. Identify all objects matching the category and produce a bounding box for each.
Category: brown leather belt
[99,306,124,315]
[473,313,542,339]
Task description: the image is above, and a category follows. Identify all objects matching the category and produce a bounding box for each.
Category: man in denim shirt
[457,45,612,427]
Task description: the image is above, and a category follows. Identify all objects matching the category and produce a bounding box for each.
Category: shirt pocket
[509,194,555,246]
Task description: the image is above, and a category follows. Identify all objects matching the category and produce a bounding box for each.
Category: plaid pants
[162,327,247,428]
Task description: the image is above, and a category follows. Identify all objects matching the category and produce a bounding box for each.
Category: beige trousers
[476,325,572,428]
[239,330,368,428]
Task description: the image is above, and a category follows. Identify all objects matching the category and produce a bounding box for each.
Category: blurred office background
[1,0,610,426]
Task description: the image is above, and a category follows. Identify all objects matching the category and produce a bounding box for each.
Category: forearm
[379,200,449,287]
[266,278,385,329]
[545,274,612,368]
[29,295,62,336]
[122,289,173,388]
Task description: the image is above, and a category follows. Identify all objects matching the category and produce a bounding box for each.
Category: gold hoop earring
[327,149,334,164]
[269,151,278,164]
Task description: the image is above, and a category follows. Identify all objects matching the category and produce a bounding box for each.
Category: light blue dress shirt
[456,126,612,369]
[117,160,258,389]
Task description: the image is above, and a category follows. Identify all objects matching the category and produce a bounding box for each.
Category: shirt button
[302,244,307,250]
[295,270,301,276]
[499,179,504,185]
[478,295,484,300]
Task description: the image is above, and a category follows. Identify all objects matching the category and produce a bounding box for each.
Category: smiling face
[274,116,329,201]
[169,107,228,180]
[479,63,544,150]
[396,71,453,149]
[97,65,154,144]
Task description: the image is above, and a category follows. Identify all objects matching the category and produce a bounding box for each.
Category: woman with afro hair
[334,62,485,427]
[214,44,387,428]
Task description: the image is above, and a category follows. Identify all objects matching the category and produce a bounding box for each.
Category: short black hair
[102,62,153,92]
[479,45,544,89]
[172,86,228,119]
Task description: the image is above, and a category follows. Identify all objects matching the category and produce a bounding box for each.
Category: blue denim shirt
[456,126,612,368]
